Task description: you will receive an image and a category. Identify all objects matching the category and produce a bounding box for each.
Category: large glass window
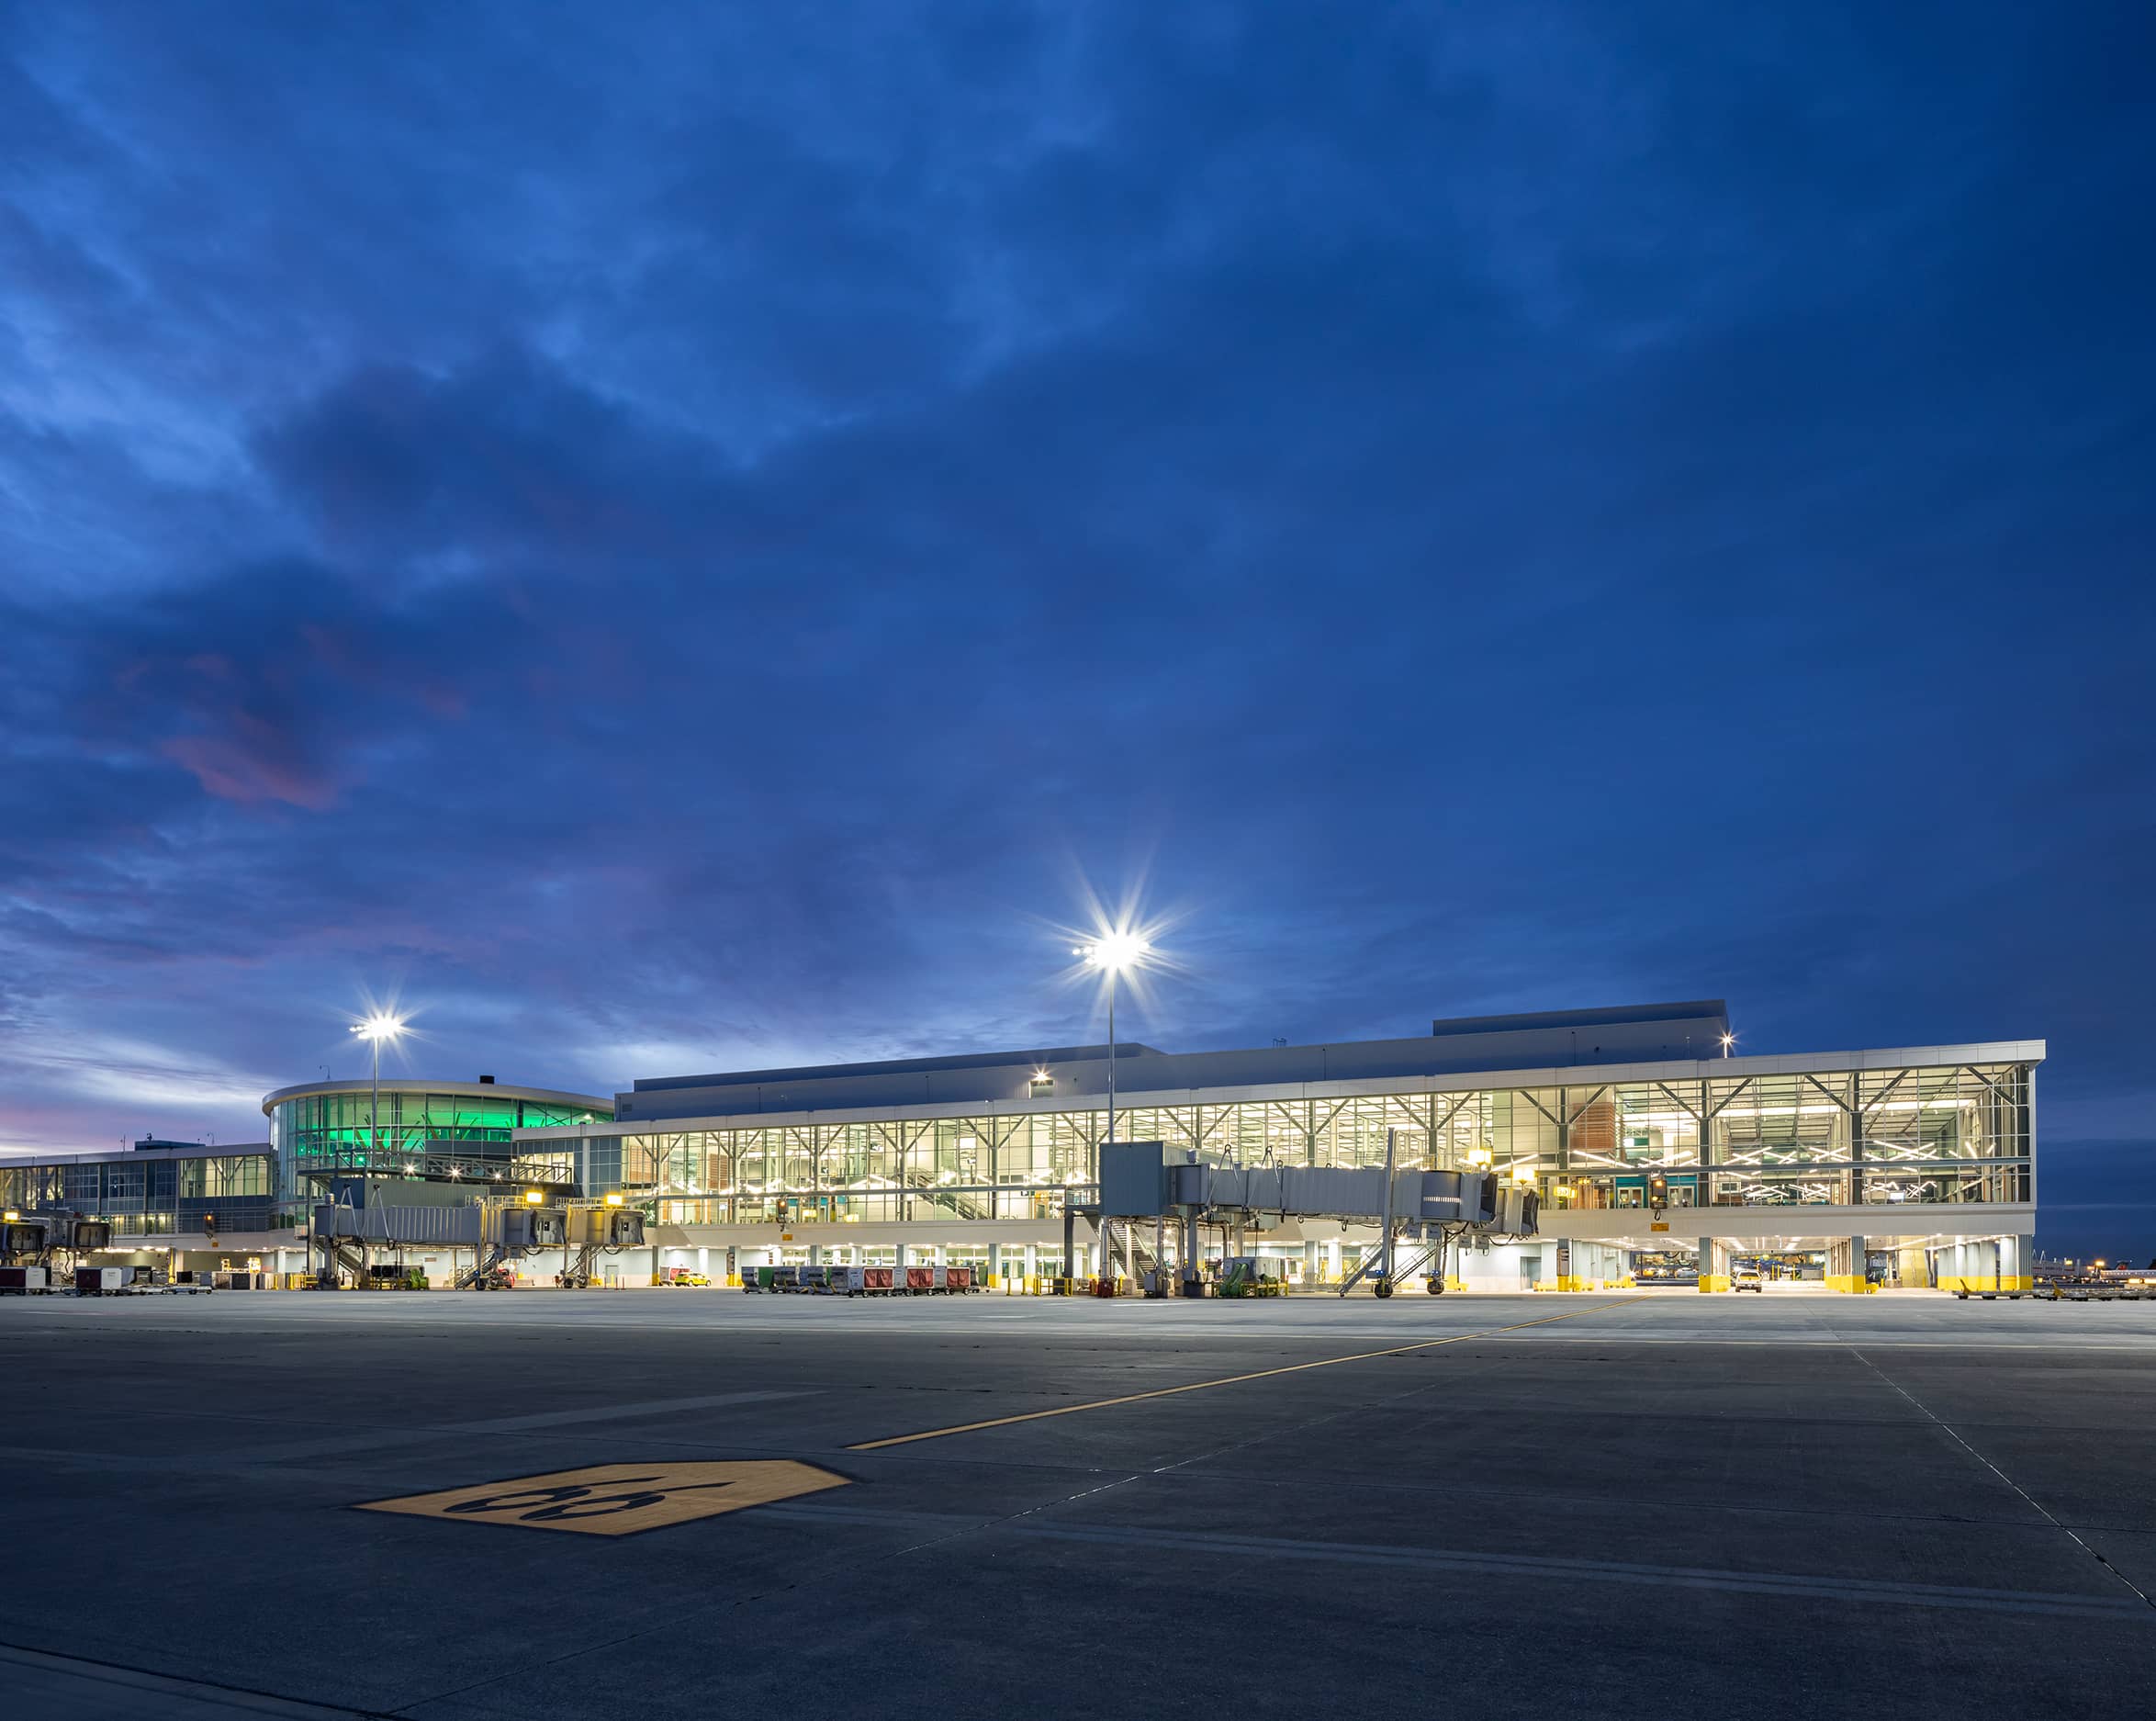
[275,1088,612,1202]
[522,1060,2035,1227]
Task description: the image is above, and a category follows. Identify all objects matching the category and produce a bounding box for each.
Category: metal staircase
[453,1243,517,1290]
[902,1171,992,1221]
[323,1235,368,1286]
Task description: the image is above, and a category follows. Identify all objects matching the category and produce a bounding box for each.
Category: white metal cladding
[313,1204,483,1244]
[1181,1165,1474,1222]
[262,1077,612,1115]
[521,1040,2047,1144]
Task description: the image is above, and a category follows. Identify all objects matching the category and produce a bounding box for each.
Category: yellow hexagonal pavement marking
[355,1460,849,1537]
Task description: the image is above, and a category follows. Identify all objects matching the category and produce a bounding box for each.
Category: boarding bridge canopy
[1100,1142,1533,1234]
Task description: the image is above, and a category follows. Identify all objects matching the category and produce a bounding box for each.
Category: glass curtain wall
[0,1153,274,1235]
[1534,1065,2030,1213]
[565,1061,2032,1224]
[273,1092,609,1199]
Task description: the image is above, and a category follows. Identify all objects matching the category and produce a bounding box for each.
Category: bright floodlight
[1076,930,1150,973]
[351,1013,406,1042]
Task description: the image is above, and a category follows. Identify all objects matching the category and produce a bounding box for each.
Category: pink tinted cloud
[158,723,339,810]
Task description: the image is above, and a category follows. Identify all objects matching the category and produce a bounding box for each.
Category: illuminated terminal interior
[263,1077,612,1205]
[0,1139,275,1239]
[514,1002,2042,1293]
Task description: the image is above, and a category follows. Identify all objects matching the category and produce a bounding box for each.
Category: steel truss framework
[547,1060,2034,1226]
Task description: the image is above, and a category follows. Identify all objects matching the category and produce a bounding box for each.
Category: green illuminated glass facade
[270,1087,612,1203]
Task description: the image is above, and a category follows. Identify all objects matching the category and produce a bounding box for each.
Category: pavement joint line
[895,1470,1142,1558]
[845,1298,1648,1449]
[1078,1458,2129,1536]
[1843,1344,2156,1612]
[1000,1523,2156,1619]
[1140,1327,1527,1483]
[0,1640,397,1718]
[435,1387,808,1434]
[731,1502,2156,1623]
[109,1389,824,1468]
[6,1438,2126,1547]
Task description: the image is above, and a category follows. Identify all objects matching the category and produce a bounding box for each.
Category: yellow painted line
[848,1299,1647,1450]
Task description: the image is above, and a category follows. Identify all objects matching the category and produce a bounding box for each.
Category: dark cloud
[0,0,2150,1255]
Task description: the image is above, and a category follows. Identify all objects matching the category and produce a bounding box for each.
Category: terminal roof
[618,1002,1740,1121]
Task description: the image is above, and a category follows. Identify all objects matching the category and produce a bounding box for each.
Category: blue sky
[2,3,2150,1254]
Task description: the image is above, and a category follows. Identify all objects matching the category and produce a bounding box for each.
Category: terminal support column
[1698,1235,1728,1293]
[1849,1091,1864,1208]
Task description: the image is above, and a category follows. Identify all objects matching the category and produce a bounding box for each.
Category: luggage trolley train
[740,1264,976,1296]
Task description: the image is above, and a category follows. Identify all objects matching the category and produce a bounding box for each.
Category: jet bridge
[1098,1139,1538,1297]
[0,1211,114,1291]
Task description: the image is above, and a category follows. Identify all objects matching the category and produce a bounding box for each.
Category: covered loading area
[1516,1229,2038,1291]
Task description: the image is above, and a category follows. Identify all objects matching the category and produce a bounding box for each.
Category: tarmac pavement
[3,1288,2153,1718]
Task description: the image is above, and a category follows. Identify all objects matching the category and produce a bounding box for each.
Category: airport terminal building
[517,1002,2042,1293]
[2,1077,612,1283]
[4,1003,2039,1291]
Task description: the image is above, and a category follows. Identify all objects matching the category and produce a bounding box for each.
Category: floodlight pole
[1106,969,1117,1153]
[351,1015,402,1175]
[370,1034,382,1170]
[1379,1127,1398,1291]
[1073,934,1149,1285]
[1103,971,1116,1287]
